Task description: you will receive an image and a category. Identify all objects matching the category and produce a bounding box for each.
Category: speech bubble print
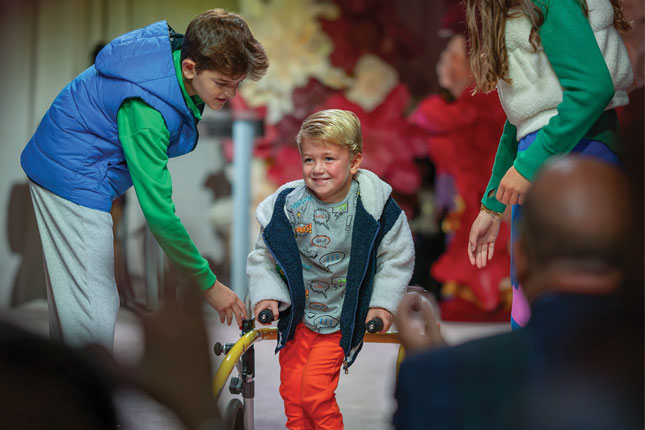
[333,202,348,219]
[290,195,312,210]
[313,315,340,330]
[313,208,330,229]
[302,249,318,259]
[294,223,312,236]
[309,281,329,299]
[309,302,328,312]
[311,235,330,248]
[319,251,346,269]
[331,277,346,289]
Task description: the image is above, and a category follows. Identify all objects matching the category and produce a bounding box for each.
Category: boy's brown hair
[181,9,268,80]
[296,109,363,155]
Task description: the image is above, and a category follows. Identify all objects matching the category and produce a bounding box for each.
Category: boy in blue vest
[21,9,268,349]
[247,109,415,429]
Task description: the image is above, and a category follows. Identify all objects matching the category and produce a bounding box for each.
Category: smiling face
[181,59,245,110]
[300,138,362,203]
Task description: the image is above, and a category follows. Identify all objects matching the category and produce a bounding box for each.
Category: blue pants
[510,134,621,329]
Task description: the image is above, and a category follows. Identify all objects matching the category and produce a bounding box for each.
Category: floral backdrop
[210,0,514,322]
[231,0,431,213]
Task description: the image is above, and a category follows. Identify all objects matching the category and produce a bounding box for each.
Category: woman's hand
[496,166,531,206]
[468,209,502,268]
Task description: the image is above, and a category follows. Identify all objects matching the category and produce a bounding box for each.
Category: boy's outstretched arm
[118,99,246,325]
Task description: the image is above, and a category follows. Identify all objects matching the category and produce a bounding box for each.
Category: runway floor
[2,299,509,429]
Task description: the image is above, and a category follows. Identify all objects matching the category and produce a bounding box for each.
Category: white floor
[1,299,510,429]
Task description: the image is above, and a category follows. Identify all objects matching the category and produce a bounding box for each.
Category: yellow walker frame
[212,319,404,430]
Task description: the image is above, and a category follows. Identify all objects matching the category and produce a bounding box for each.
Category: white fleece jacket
[498,0,633,140]
[246,169,415,316]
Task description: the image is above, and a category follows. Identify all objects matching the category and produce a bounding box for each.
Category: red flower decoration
[266,145,303,186]
[320,0,425,72]
[318,84,428,194]
[410,89,510,311]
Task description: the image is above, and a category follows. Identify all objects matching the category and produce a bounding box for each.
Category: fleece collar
[267,169,392,222]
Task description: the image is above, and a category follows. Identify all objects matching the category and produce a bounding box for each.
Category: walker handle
[366,318,383,333]
[257,309,275,324]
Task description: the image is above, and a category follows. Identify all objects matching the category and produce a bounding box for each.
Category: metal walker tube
[212,328,402,399]
[213,326,403,429]
[213,327,277,400]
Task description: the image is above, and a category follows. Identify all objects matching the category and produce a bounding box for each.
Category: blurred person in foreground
[0,280,222,429]
[393,155,643,429]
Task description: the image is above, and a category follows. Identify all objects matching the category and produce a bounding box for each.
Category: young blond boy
[247,109,415,429]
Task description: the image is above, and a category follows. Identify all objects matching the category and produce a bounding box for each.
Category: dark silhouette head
[515,155,633,302]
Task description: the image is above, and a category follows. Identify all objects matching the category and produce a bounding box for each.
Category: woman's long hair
[465,0,631,93]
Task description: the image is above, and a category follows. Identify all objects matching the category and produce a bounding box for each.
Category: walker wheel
[224,398,244,430]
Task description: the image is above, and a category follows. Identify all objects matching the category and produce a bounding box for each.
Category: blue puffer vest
[21,21,197,212]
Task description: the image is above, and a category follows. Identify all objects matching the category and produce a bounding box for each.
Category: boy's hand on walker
[468,209,502,268]
[203,280,247,326]
[255,300,279,324]
[365,308,392,333]
[395,292,443,354]
[496,166,530,206]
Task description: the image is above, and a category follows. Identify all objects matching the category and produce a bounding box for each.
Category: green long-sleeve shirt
[482,0,624,213]
[117,49,216,291]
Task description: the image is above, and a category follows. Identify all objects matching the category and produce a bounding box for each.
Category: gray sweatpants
[29,181,120,350]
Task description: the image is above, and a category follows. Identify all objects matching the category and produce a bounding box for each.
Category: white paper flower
[344,54,399,112]
[239,0,352,124]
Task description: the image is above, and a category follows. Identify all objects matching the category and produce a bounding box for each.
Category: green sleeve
[481,120,518,213]
[514,0,615,180]
[117,99,216,291]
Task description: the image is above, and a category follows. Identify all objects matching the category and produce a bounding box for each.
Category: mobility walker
[211,310,404,430]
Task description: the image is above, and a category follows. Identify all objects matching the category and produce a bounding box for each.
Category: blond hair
[296,109,363,155]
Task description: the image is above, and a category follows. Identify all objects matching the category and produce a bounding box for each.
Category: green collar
[173,49,204,120]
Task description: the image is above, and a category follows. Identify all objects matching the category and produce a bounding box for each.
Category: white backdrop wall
[0,0,237,308]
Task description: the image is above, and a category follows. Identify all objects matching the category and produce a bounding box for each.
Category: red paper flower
[320,0,425,72]
[266,145,304,186]
[410,89,510,311]
[319,84,428,194]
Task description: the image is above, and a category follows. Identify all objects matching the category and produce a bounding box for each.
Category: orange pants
[279,323,345,430]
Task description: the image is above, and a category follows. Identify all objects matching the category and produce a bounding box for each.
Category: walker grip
[257,309,275,324]
[366,318,384,333]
